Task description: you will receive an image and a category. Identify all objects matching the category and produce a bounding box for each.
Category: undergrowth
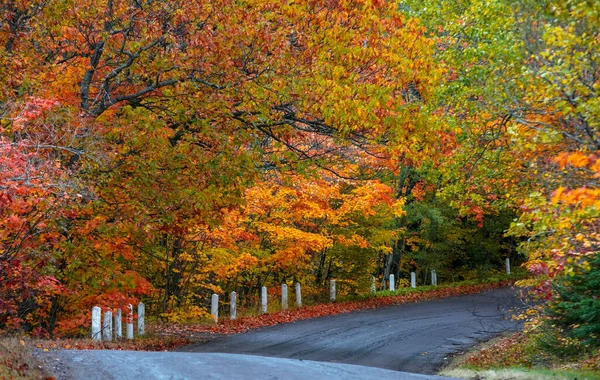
[443,331,600,380]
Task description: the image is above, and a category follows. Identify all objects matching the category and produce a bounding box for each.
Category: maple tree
[0,97,73,334]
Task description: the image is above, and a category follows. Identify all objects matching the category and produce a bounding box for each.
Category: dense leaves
[0,0,596,352]
[0,0,442,334]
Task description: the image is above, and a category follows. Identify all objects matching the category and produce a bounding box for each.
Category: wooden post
[295,283,302,307]
[281,284,288,310]
[114,309,122,340]
[411,272,416,288]
[505,258,511,275]
[370,276,376,294]
[211,294,219,323]
[330,279,336,302]
[137,302,145,336]
[261,286,267,314]
[230,291,237,320]
[103,310,113,341]
[126,304,134,340]
[91,306,101,341]
[389,274,395,292]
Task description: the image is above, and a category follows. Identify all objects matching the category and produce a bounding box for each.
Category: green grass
[347,269,526,301]
[443,367,600,380]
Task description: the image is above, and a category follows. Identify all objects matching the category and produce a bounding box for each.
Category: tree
[0,99,70,335]
[550,252,600,349]
[1,0,442,333]
[402,0,598,349]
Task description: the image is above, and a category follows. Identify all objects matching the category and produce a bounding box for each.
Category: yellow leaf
[552,187,565,204]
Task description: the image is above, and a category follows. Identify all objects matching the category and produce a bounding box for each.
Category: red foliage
[0,133,66,333]
[464,332,531,368]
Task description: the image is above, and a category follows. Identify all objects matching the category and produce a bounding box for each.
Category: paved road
[183,288,522,374]
[41,351,456,380]
[40,287,521,379]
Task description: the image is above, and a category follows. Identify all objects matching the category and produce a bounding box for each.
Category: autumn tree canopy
[0,0,597,349]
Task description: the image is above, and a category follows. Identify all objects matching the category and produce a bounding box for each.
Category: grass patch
[443,367,600,380]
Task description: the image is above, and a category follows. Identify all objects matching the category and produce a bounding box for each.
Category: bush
[548,253,600,349]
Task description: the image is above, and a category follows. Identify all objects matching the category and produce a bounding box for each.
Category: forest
[0,0,597,357]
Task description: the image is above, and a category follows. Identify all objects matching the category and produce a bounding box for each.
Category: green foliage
[401,0,599,360]
[549,253,600,349]
[402,198,519,282]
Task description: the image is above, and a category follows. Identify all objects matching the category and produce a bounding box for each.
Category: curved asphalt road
[182,287,522,374]
[40,287,521,379]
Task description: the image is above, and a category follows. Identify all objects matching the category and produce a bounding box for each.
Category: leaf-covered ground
[0,337,54,380]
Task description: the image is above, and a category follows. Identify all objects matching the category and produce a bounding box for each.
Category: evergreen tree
[549,254,600,348]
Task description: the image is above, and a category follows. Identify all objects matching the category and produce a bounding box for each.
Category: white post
[137,302,145,336]
[114,309,122,340]
[389,274,395,292]
[370,276,376,294]
[295,282,302,307]
[261,286,267,314]
[211,294,219,323]
[103,310,113,341]
[505,258,511,275]
[126,304,134,340]
[431,270,437,286]
[330,279,336,302]
[91,306,101,341]
[230,291,237,320]
[281,284,288,310]
[411,272,416,288]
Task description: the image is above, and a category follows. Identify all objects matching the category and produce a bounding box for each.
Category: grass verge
[443,367,600,380]
[440,331,600,380]
[0,337,54,379]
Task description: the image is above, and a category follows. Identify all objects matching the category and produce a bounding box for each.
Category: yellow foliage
[160,306,211,323]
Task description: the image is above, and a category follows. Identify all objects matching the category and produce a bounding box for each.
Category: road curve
[182,287,522,374]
